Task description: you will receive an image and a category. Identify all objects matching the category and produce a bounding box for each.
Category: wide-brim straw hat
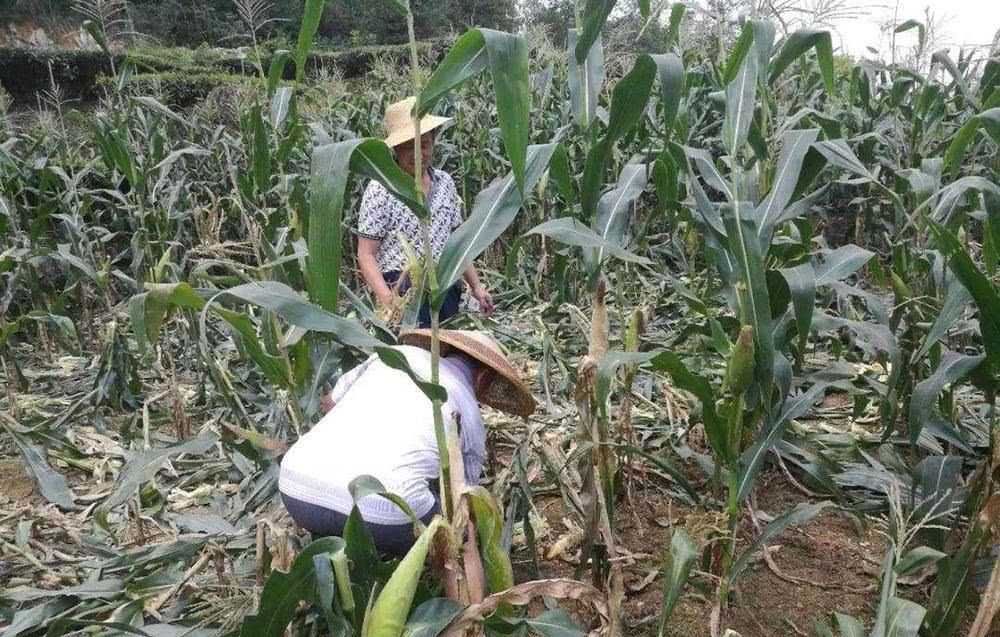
[383,96,452,148]
[399,329,536,418]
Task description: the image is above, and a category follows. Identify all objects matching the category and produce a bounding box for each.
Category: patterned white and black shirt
[356,168,462,273]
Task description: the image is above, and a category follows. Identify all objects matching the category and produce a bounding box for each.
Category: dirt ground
[512,469,892,637]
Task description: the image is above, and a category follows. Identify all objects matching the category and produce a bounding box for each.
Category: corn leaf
[574,0,617,63]
[648,351,728,462]
[307,138,424,312]
[295,0,326,82]
[363,518,443,637]
[581,55,656,219]
[724,22,755,86]
[778,263,816,365]
[241,537,346,637]
[729,501,835,584]
[737,381,833,501]
[930,222,1000,365]
[420,29,530,194]
[815,245,874,286]
[2,422,78,510]
[222,281,378,349]
[722,209,775,405]
[657,528,698,637]
[435,143,557,299]
[943,107,1000,175]
[722,46,759,156]
[768,29,835,94]
[567,28,604,129]
[591,163,648,268]
[404,598,464,637]
[914,280,971,361]
[755,128,820,237]
[267,49,290,96]
[527,218,652,265]
[908,351,984,444]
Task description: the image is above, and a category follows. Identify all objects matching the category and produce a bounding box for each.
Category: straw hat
[383,96,452,148]
[399,329,536,418]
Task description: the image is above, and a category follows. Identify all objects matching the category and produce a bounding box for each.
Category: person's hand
[471,285,494,316]
[375,289,395,310]
[319,392,336,414]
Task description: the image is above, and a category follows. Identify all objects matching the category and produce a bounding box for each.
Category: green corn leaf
[591,163,648,268]
[527,218,652,265]
[666,3,685,48]
[812,139,873,180]
[3,599,77,637]
[523,609,584,637]
[267,49,290,96]
[638,0,650,20]
[751,19,777,69]
[295,0,327,82]
[931,50,977,109]
[722,46,759,156]
[373,346,448,404]
[241,537,346,637]
[249,105,271,195]
[648,351,728,462]
[2,422,78,511]
[348,475,425,529]
[722,209,775,405]
[755,128,820,237]
[895,546,946,576]
[778,263,816,366]
[883,598,926,637]
[307,138,424,312]
[567,28,604,129]
[404,598,464,637]
[914,281,971,361]
[943,108,1000,175]
[270,86,294,129]
[222,281,379,349]
[435,144,557,300]
[657,528,698,637]
[652,52,685,135]
[768,29,835,94]
[134,96,191,128]
[930,222,1000,365]
[729,501,835,585]
[101,432,219,511]
[420,29,530,194]
[581,54,656,219]
[737,381,833,501]
[814,244,874,286]
[363,518,443,637]
[724,21,755,86]
[895,19,926,50]
[908,351,984,444]
[575,0,618,63]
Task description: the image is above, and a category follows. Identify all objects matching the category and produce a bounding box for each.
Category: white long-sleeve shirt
[278,345,485,525]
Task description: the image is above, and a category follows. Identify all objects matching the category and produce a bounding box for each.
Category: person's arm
[462,265,494,315]
[358,237,393,308]
[320,355,376,414]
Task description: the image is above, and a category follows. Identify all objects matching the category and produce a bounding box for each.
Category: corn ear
[722,325,754,395]
[363,517,443,637]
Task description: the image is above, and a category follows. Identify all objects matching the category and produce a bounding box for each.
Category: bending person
[278,330,534,595]
[356,96,494,327]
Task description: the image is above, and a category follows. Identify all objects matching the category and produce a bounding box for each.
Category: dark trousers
[383,270,463,328]
[281,492,439,557]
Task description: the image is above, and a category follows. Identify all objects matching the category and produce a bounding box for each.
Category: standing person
[356,96,494,328]
[278,330,535,599]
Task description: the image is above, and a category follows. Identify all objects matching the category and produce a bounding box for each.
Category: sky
[821,0,999,59]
